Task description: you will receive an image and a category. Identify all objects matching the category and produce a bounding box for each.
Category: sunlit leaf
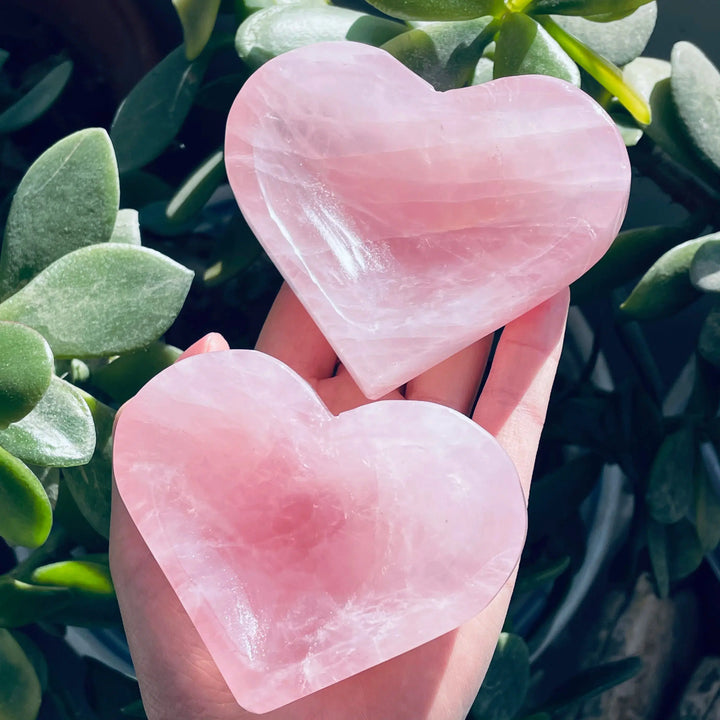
[0,244,193,358]
[110,209,142,246]
[173,0,222,60]
[0,129,119,299]
[166,149,226,225]
[365,0,501,21]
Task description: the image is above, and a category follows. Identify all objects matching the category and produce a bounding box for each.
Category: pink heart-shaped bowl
[113,350,525,712]
[225,41,630,399]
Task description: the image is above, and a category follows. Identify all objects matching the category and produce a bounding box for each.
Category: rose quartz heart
[113,350,525,712]
[225,41,630,399]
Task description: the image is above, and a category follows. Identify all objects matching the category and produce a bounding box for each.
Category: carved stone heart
[225,41,630,399]
[113,350,525,712]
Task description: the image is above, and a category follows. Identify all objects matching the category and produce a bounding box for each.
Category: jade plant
[0,128,192,719]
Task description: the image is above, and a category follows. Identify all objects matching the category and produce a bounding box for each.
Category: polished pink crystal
[113,350,526,713]
[225,41,630,399]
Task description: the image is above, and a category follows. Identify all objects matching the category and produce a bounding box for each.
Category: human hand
[109,283,570,720]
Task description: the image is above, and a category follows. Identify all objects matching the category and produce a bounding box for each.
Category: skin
[109,283,570,720]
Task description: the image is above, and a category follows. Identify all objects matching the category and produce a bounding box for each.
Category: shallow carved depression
[113,350,527,712]
[225,41,631,399]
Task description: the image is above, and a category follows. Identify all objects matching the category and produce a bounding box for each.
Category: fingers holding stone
[473,289,570,495]
[405,337,494,415]
[255,283,338,383]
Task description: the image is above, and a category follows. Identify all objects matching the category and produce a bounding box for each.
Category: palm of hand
[110,284,569,720]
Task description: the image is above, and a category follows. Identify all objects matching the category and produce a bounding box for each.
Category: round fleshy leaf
[0,628,42,720]
[0,244,193,359]
[0,322,53,429]
[173,0,222,60]
[235,5,406,68]
[0,445,52,548]
[0,376,94,468]
[382,17,496,91]
[0,60,73,135]
[549,3,656,67]
[690,237,720,293]
[620,238,706,320]
[528,0,653,18]
[0,578,69,628]
[109,209,141,245]
[671,41,720,176]
[0,129,119,299]
[364,0,501,21]
[31,559,114,597]
[494,13,579,86]
[111,46,210,173]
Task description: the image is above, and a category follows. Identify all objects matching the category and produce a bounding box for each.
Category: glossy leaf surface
[494,13,579,85]
[0,129,119,299]
[528,0,653,18]
[31,559,114,597]
[0,244,193,358]
[383,17,496,90]
[0,322,53,429]
[235,5,406,68]
[0,445,52,548]
[0,376,94,467]
[111,47,209,173]
[166,149,226,225]
[620,238,706,320]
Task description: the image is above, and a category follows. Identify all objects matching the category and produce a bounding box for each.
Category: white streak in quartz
[225,42,631,398]
[113,350,527,713]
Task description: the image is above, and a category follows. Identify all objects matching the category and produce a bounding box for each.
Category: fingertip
[177,333,230,363]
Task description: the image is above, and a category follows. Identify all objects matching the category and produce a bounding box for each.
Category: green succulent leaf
[0,376,94,468]
[0,322,53,429]
[235,5,406,68]
[536,15,650,124]
[666,518,704,580]
[646,426,695,524]
[468,633,529,720]
[111,46,210,173]
[364,0,502,21]
[538,657,642,713]
[0,244,193,359]
[0,129,119,299]
[515,555,570,594]
[690,239,720,293]
[91,342,182,404]
[0,445,52,548]
[699,303,720,369]
[166,149,226,225]
[110,209,142,246]
[549,2,656,67]
[173,0,222,60]
[0,60,73,135]
[62,393,115,538]
[619,237,707,320]
[0,577,71,628]
[494,12,579,85]
[11,634,47,693]
[383,17,496,91]
[527,0,653,18]
[0,628,42,720]
[31,559,114,597]
[647,517,669,597]
[671,41,720,176]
